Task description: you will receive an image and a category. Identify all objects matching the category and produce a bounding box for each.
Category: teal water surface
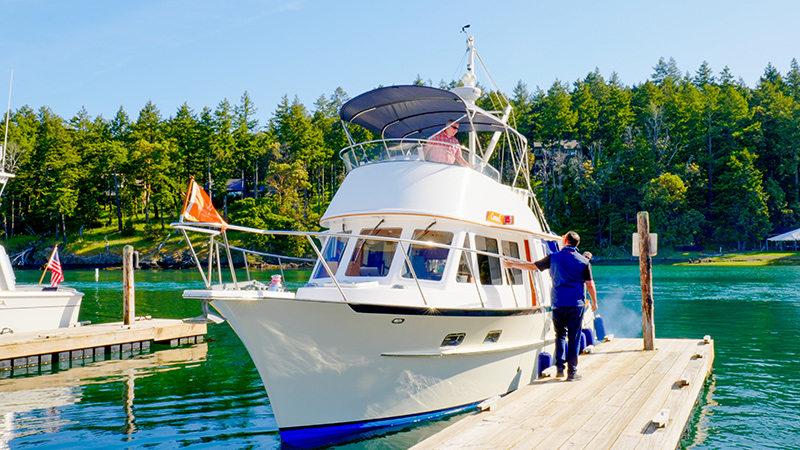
[1,265,798,449]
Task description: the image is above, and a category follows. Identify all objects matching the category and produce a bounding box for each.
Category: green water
[1,265,798,449]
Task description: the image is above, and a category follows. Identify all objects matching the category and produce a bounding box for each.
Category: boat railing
[339,138,501,181]
[172,221,549,309]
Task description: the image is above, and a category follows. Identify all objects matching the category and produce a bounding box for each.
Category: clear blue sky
[2,0,798,127]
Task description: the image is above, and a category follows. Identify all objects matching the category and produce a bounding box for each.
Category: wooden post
[638,211,655,350]
[123,245,135,326]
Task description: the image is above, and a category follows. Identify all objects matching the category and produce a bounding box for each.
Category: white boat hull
[0,287,83,334]
[203,292,554,444]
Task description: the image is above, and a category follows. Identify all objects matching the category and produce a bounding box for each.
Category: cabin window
[313,234,349,279]
[401,230,454,281]
[475,236,503,286]
[456,235,474,283]
[501,240,524,285]
[345,228,401,277]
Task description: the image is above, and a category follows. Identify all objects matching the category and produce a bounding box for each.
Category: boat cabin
[299,217,554,311]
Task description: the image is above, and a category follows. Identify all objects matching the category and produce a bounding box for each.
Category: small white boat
[0,246,84,335]
[174,36,595,447]
[0,72,84,336]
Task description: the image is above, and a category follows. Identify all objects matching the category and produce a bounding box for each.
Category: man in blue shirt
[503,231,598,381]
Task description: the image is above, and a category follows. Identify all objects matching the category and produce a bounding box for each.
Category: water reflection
[0,386,80,449]
[3,266,799,449]
[0,344,208,449]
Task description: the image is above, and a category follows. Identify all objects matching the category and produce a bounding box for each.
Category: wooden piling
[637,211,655,351]
[123,245,135,326]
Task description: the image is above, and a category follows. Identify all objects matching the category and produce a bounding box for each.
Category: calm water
[2,265,799,449]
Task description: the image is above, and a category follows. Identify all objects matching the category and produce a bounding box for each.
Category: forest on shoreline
[1,56,799,258]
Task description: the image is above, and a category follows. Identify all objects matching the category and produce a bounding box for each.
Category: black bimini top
[339,85,512,139]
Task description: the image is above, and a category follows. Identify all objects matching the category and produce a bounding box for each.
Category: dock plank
[0,319,207,362]
[410,338,714,450]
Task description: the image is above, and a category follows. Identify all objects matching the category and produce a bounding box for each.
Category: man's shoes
[556,369,565,378]
[566,373,582,382]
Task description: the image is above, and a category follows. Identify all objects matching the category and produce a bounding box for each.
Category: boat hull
[0,287,84,333]
[205,293,554,446]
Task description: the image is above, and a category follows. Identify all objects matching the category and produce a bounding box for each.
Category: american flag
[47,247,64,286]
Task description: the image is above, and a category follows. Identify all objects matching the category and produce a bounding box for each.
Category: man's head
[445,119,459,136]
[563,231,580,247]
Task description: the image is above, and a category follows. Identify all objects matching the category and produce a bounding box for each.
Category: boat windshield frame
[172,221,560,309]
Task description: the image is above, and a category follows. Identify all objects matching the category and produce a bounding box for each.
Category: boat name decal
[486,211,514,225]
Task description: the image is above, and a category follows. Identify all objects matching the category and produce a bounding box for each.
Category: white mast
[0,71,16,196]
[450,30,481,161]
[2,70,12,170]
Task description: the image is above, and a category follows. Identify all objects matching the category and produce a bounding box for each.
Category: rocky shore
[13,246,309,271]
[14,247,198,270]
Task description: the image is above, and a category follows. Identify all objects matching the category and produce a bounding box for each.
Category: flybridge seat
[339,138,500,181]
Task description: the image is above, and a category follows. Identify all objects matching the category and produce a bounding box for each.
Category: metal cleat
[652,409,670,428]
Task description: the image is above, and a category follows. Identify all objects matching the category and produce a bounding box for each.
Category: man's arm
[585,280,598,312]
[501,259,539,271]
[453,148,470,167]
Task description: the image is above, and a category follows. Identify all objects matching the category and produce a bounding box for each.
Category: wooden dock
[411,337,714,450]
[0,319,207,376]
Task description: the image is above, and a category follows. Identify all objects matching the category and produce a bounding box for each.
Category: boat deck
[0,319,207,375]
[411,337,714,450]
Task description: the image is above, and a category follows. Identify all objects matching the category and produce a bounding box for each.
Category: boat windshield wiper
[351,218,385,263]
[411,220,437,243]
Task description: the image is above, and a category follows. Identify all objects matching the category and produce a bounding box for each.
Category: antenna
[0,70,16,197]
[2,70,11,171]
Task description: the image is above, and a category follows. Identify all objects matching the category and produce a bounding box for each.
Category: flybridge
[339,37,532,194]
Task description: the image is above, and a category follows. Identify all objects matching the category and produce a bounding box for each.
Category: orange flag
[181,178,228,230]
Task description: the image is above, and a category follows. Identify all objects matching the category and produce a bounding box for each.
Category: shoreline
[13,251,799,270]
[591,251,800,267]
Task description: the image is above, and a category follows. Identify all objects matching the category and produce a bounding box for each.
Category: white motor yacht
[174,36,596,447]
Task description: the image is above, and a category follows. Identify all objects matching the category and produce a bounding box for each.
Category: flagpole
[38,243,58,285]
[180,177,195,223]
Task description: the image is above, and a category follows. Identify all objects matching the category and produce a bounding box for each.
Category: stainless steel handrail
[173,221,558,308]
[338,138,501,181]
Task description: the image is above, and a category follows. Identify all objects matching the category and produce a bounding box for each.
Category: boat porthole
[483,330,502,343]
[391,318,405,324]
[441,333,466,347]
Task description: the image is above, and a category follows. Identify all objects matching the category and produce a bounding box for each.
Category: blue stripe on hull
[279,401,482,448]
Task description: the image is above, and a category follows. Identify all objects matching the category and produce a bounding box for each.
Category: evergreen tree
[719,66,735,87]
[651,57,681,85]
[166,103,202,180]
[641,173,705,247]
[712,149,769,250]
[35,107,80,241]
[693,61,716,87]
[787,58,800,102]
[131,101,163,143]
[270,95,326,229]
[535,80,576,223]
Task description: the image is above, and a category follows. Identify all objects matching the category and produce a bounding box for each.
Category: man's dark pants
[552,306,584,375]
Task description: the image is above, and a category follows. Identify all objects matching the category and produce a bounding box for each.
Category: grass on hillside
[3,218,212,259]
[676,251,800,266]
